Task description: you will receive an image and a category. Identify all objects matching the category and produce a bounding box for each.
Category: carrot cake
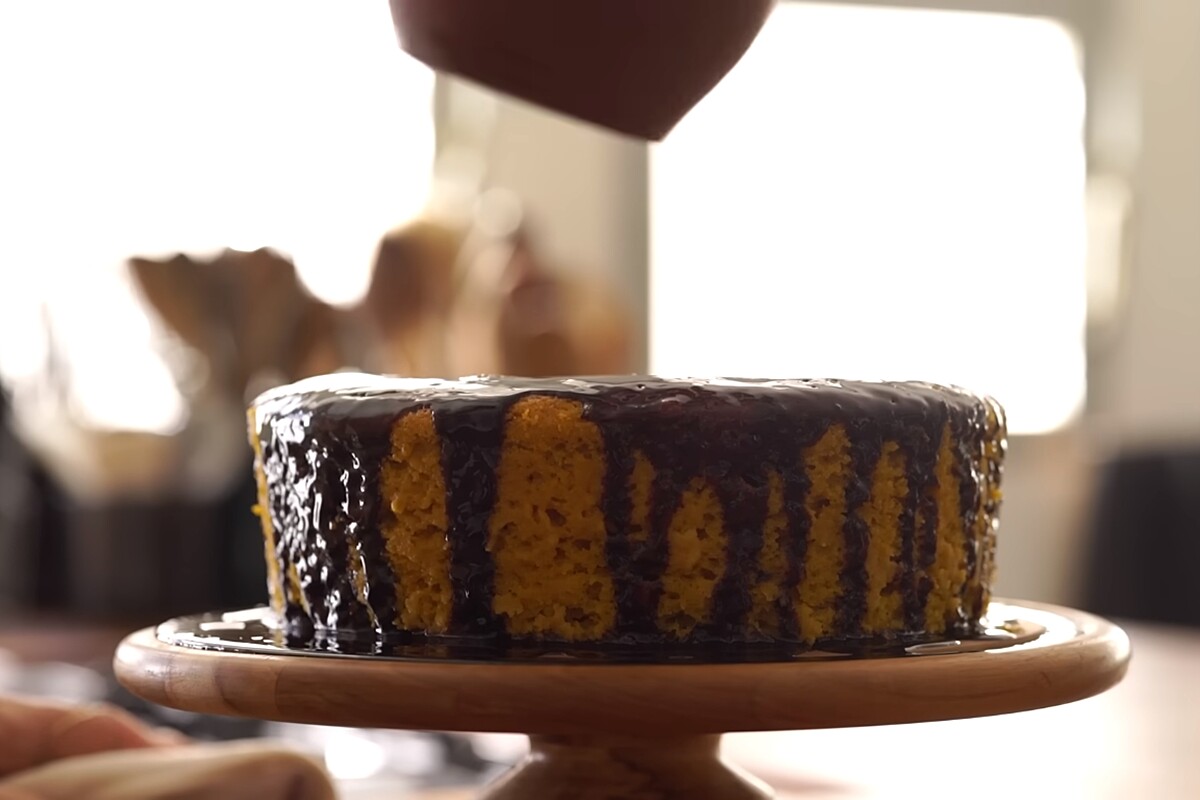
[248,375,1005,646]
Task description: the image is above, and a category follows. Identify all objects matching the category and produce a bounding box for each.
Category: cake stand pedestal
[114,599,1130,799]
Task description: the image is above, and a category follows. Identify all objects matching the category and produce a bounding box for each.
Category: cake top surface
[252,373,998,421]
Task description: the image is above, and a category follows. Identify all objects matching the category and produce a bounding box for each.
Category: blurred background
[0,0,1196,797]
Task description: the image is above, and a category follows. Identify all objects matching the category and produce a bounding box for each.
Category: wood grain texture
[481,735,771,800]
[113,600,1129,736]
[114,600,1128,800]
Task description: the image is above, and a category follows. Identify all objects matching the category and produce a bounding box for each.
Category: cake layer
[249,375,1005,645]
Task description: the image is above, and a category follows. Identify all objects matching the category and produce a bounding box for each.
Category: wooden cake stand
[114,599,1129,799]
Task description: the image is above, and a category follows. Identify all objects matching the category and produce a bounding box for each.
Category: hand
[0,694,185,779]
[0,789,40,800]
[0,789,39,800]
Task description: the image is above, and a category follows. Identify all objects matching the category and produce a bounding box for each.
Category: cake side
[247,406,285,618]
[249,375,1006,645]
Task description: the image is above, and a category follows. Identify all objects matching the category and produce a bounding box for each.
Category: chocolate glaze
[777,462,813,640]
[159,605,1046,665]
[951,401,987,629]
[707,467,770,638]
[581,386,792,639]
[973,400,1007,621]
[598,433,658,636]
[252,374,1003,644]
[911,421,945,631]
[257,393,396,633]
[837,431,882,635]
[437,404,504,634]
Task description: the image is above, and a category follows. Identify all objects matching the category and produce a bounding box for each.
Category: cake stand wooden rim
[113,599,1130,736]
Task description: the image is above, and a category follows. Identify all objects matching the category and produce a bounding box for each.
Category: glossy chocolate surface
[253,375,1004,643]
[157,605,1044,664]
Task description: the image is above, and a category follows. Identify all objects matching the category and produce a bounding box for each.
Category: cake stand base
[484,735,769,800]
[114,599,1129,799]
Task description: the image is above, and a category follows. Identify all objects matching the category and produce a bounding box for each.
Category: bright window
[0,1,435,432]
[650,3,1087,435]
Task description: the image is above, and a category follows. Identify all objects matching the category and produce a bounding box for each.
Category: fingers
[4,742,337,800]
[0,787,41,800]
[0,695,186,777]
[44,705,163,759]
[146,726,190,747]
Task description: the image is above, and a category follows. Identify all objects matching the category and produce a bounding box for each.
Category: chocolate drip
[276,431,334,625]
[319,413,395,631]
[708,467,771,636]
[598,434,633,631]
[258,397,398,635]
[436,401,508,634]
[838,432,883,635]
[951,404,986,629]
[778,465,813,640]
[911,422,946,631]
[583,388,808,640]
[362,532,399,629]
[899,411,948,632]
[253,375,996,644]
[974,403,1007,620]
[598,434,666,637]
[345,530,377,629]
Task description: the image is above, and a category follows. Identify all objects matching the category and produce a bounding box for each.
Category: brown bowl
[389,0,777,140]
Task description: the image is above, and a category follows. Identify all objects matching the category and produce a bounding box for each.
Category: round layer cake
[248,375,1005,646]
